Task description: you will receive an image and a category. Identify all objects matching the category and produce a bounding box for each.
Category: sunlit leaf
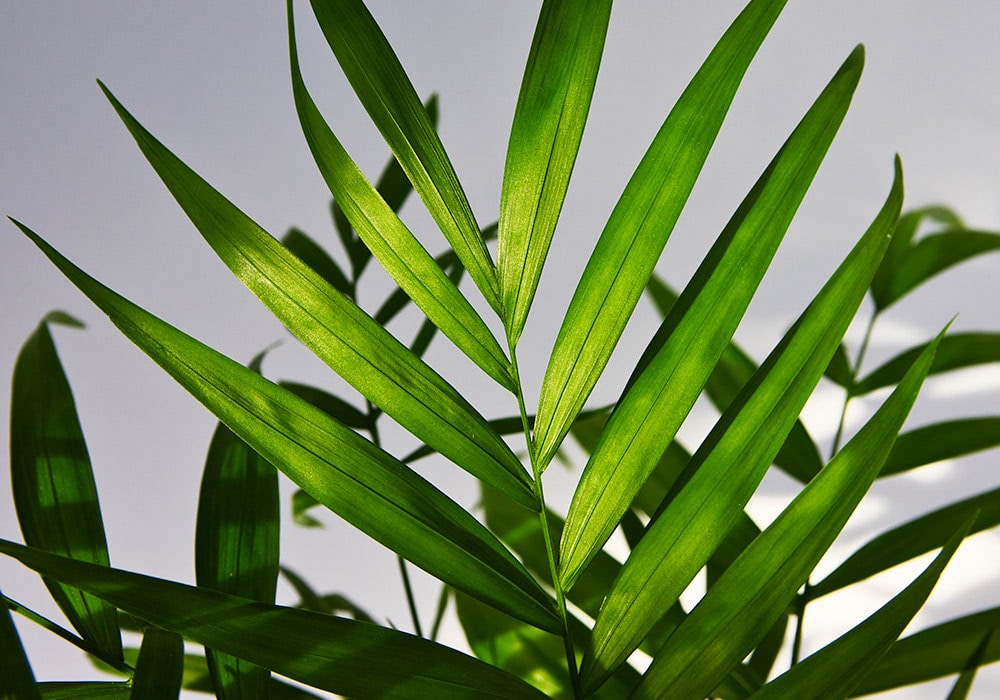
[10,312,123,664]
[288,5,515,391]
[632,327,940,698]
[0,541,549,700]
[809,484,1000,599]
[533,0,789,470]
[561,47,868,595]
[750,517,973,699]
[196,417,280,698]
[852,608,1000,696]
[308,0,500,313]
[12,223,559,633]
[497,0,612,343]
[853,332,1000,396]
[131,627,184,699]
[282,227,352,297]
[95,84,534,510]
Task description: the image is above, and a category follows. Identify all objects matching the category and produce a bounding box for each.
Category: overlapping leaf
[533,0,789,469]
[288,3,515,391]
[0,590,40,700]
[195,416,280,698]
[497,0,612,343]
[9,312,123,665]
[751,518,973,699]
[96,83,534,510]
[578,153,901,691]
[0,540,548,700]
[631,326,942,699]
[560,47,867,594]
[130,627,184,699]
[12,221,559,633]
[308,0,500,312]
[881,416,1000,477]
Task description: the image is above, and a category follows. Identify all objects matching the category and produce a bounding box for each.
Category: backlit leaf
[131,627,184,700]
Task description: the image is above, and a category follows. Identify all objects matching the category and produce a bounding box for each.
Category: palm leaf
[0,540,549,700]
[560,47,867,593]
[130,627,184,699]
[96,83,534,509]
[533,0,788,470]
[9,312,123,665]
[0,591,41,700]
[12,221,560,633]
[497,0,612,343]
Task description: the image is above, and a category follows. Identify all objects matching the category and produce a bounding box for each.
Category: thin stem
[790,585,808,666]
[509,348,582,697]
[429,585,450,642]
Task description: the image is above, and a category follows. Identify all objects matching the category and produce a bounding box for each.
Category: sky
[1,2,999,697]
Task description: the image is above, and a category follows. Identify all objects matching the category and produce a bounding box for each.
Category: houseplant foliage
[3,0,1000,697]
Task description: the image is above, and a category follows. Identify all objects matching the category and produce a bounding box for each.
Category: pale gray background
[1,2,999,697]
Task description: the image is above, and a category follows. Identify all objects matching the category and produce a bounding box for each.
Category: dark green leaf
[280,566,374,623]
[131,627,184,699]
[852,608,1000,696]
[750,517,974,699]
[561,47,868,594]
[277,381,369,431]
[13,223,559,633]
[810,484,1000,599]
[282,227,352,296]
[881,416,1000,477]
[288,7,515,390]
[10,312,123,664]
[0,541,549,700]
[308,0,501,313]
[497,0,612,343]
[632,326,940,698]
[196,420,280,699]
[1,590,41,700]
[854,333,1000,396]
[95,84,534,509]
[533,0,789,469]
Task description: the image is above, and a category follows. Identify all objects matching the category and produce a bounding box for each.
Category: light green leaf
[533,0,789,469]
[853,333,1000,396]
[278,381,370,432]
[10,312,123,665]
[195,420,280,699]
[1,590,41,700]
[12,222,559,634]
[95,84,534,510]
[0,541,549,700]
[497,0,612,343]
[809,484,1000,600]
[561,47,868,594]
[288,5,515,391]
[750,517,974,699]
[308,0,500,313]
[851,608,1000,696]
[632,326,941,699]
[578,152,900,691]
[131,627,184,699]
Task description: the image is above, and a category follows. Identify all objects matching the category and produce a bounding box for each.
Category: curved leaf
[854,332,1000,396]
[10,312,122,664]
[196,420,280,699]
[0,540,548,700]
[12,222,559,634]
[288,5,515,391]
[852,607,1000,696]
[881,416,1000,477]
[308,0,500,313]
[810,484,1000,599]
[533,0,789,469]
[95,84,534,510]
[750,517,974,699]
[561,47,868,594]
[497,0,612,343]
[131,627,184,700]
[632,325,942,699]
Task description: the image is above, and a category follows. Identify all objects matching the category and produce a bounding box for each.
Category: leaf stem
[398,556,423,638]
[509,348,582,697]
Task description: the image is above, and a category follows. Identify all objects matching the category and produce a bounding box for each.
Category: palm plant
[4,0,1000,697]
